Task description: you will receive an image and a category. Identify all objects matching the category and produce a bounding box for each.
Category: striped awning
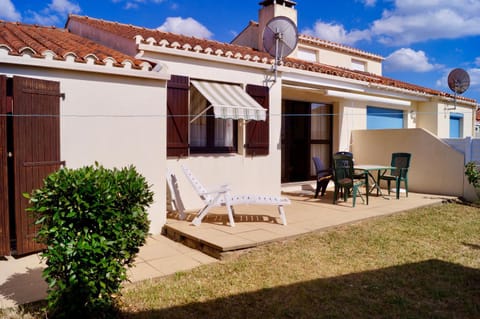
[191,80,267,121]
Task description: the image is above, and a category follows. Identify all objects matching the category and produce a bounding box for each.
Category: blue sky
[1,0,479,104]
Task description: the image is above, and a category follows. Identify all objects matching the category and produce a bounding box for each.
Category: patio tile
[146,254,203,275]
[128,261,163,282]
[235,229,283,244]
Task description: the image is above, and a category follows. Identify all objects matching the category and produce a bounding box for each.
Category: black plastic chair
[378,153,411,199]
[332,154,366,207]
[334,151,363,177]
[312,157,333,198]
[334,151,353,157]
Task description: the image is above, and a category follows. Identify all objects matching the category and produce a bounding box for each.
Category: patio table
[354,164,396,204]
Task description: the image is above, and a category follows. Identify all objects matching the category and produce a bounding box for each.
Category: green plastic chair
[332,154,366,207]
[378,153,411,199]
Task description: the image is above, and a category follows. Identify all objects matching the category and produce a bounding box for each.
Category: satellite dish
[262,16,298,82]
[448,68,470,95]
[262,16,298,62]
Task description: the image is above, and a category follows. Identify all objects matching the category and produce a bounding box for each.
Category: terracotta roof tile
[67,15,274,64]
[66,15,477,103]
[243,21,384,61]
[298,34,384,62]
[0,20,148,70]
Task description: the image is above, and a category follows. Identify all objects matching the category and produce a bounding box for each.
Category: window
[449,112,463,138]
[297,47,317,62]
[167,75,269,157]
[367,106,404,130]
[351,59,366,72]
[190,85,237,153]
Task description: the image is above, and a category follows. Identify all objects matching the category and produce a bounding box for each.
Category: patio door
[0,75,63,256]
[282,101,332,183]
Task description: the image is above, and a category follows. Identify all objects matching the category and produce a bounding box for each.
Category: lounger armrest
[201,184,231,195]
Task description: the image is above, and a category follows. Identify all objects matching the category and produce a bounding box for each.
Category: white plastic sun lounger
[180,165,289,227]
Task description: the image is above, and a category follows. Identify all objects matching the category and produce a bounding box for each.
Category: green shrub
[465,161,480,188]
[26,163,153,318]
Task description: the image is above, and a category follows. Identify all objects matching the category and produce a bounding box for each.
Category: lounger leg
[192,193,223,226]
[192,204,213,226]
[226,205,236,227]
[278,206,287,225]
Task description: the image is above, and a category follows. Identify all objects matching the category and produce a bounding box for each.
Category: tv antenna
[262,16,298,82]
[447,68,470,110]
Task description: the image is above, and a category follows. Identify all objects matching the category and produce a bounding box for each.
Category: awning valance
[191,80,267,121]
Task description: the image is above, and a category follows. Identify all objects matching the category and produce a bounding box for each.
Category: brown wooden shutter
[0,75,9,256]
[245,84,269,156]
[167,75,189,157]
[13,76,62,255]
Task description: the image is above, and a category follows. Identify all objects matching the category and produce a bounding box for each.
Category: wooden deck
[163,187,452,259]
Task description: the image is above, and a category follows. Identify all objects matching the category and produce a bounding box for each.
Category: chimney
[258,0,297,52]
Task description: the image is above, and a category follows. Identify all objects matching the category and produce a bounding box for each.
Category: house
[65,1,476,186]
[1,1,478,256]
[0,21,169,256]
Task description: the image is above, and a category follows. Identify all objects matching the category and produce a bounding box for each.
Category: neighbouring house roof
[0,20,151,71]
[66,15,477,105]
[298,34,384,62]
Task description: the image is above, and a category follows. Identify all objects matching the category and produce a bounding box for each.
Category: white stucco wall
[352,128,465,197]
[294,45,382,75]
[146,51,284,212]
[417,100,476,138]
[1,63,168,233]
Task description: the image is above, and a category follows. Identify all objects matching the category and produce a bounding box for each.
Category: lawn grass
[3,202,480,318]
[119,203,480,318]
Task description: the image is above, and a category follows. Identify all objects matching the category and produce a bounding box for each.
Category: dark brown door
[0,75,9,256]
[12,76,62,255]
[281,101,333,183]
[282,100,311,182]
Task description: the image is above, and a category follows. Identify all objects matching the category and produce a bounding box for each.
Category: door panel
[282,101,333,183]
[282,101,310,182]
[12,76,62,255]
[0,75,9,256]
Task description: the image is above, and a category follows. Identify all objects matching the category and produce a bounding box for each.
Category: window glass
[297,47,317,62]
[367,106,404,130]
[189,85,237,152]
[311,103,330,140]
[351,59,366,72]
[190,86,207,147]
[449,113,463,138]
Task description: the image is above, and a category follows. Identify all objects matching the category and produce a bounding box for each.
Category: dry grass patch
[120,203,480,318]
[3,203,479,318]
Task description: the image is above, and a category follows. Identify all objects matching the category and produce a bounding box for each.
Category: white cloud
[116,0,165,9]
[384,48,442,72]
[475,57,480,67]
[363,0,376,7]
[125,2,140,9]
[26,11,60,26]
[157,17,213,39]
[24,0,81,25]
[48,0,81,15]
[0,0,21,21]
[302,21,371,46]
[468,67,480,87]
[304,0,480,47]
[372,1,480,45]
